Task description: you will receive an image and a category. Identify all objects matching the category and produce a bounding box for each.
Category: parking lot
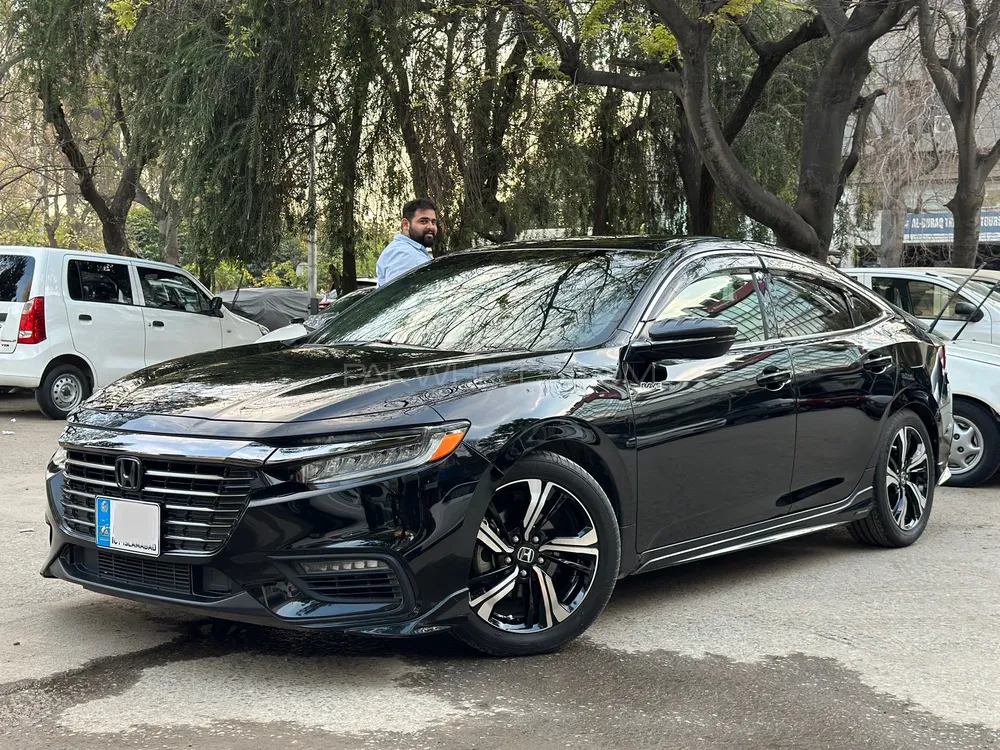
[1,392,997,749]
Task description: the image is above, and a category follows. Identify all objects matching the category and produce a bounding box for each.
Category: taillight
[18,297,46,344]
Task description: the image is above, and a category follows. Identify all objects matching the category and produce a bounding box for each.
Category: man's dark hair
[403,198,437,222]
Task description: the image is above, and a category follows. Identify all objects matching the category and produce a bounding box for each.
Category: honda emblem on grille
[114,456,143,490]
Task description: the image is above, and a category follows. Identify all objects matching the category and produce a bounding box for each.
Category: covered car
[218,288,310,331]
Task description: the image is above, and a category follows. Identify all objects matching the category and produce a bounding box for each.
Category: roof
[0,245,186,274]
[844,266,1000,282]
[491,235,701,254]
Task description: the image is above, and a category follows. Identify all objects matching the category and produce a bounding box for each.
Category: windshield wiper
[337,339,441,351]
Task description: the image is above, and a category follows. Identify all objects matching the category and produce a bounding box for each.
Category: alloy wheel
[470,479,600,632]
[51,374,83,412]
[886,425,930,532]
[949,416,984,476]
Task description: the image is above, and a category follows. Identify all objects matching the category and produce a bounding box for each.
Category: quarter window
[847,293,885,325]
[137,267,211,313]
[656,270,766,343]
[770,274,853,337]
[67,260,133,305]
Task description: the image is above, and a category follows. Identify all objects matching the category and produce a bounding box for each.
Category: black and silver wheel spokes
[886,426,930,531]
[470,479,599,633]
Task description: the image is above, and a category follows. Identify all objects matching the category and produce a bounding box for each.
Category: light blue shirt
[376,234,433,286]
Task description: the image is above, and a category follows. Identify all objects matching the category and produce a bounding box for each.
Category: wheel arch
[39,354,95,391]
[888,388,940,456]
[489,417,635,531]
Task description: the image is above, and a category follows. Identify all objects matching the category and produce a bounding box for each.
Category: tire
[36,364,90,420]
[849,409,935,548]
[453,451,621,656]
[945,399,1000,488]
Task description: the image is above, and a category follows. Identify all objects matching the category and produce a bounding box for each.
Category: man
[376,198,438,286]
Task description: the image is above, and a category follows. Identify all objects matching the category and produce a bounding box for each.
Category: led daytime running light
[292,424,468,485]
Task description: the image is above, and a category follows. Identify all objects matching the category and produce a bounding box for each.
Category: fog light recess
[299,559,389,574]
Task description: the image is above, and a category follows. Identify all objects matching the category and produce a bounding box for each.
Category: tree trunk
[336,62,371,294]
[879,197,907,267]
[672,98,714,235]
[41,86,141,256]
[592,89,621,235]
[793,46,872,254]
[948,190,984,268]
[694,170,716,235]
[161,211,181,266]
[680,28,824,257]
[102,216,130,257]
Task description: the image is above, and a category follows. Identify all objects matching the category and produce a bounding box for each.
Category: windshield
[305,288,373,330]
[945,278,1000,302]
[308,248,663,352]
[0,255,35,303]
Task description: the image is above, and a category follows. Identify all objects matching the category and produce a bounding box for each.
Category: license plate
[96,497,161,557]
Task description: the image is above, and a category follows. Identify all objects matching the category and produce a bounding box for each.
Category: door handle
[756,366,791,391]
[864,354,893,373]
[151,320,165,328]
[78,314,92,322]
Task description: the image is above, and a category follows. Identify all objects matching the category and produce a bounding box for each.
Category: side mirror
[627,317,738,363]
[209,296,224,317]
[954,301,984,322]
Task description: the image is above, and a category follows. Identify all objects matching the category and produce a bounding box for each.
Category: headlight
[265,423,469,486]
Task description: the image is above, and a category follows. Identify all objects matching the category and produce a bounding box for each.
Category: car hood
[83,342,571,423]
[946,339,1000,367]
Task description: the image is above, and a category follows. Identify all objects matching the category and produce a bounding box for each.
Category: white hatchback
[0,246,267,419]
[844,266,1000,342]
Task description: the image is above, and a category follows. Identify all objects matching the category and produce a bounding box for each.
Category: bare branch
[724,14,827,143]
[981,134,1000,174]
[533,65,681,94]
[838,88,887,204]
[978,52,995,108]
[918,0,961,118]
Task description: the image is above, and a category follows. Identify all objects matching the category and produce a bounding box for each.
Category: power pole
[307,112,319,314]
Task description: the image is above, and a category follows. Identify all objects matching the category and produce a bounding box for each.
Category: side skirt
[632,485,874,575]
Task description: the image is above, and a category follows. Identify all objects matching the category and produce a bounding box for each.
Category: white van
[0,246,267,419]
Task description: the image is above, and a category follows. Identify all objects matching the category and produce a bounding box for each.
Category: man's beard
[408,228,436,247]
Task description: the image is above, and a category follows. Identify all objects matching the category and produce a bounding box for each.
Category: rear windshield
[0,255,35,303]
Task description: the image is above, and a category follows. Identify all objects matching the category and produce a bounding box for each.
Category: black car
[42,238,952,656]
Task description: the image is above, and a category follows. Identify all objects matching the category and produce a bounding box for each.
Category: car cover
[218,288,311,331]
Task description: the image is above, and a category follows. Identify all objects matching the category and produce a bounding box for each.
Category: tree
[860,31,942,266]
[508,0,910,260]
[918,0,1000,266]
[16,0,158,255]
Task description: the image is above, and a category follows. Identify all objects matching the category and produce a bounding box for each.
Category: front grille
[96,550,192,595]
[298,569,403,603]
[61,449,255,554]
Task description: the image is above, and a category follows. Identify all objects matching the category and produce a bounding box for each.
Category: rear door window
[67,260,134,304]
[0,255,35,303]
[769,274,854,337]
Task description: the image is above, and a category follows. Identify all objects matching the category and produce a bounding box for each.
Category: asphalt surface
[1,391,998,749]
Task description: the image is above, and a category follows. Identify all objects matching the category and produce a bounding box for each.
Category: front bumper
[41,439,493,636]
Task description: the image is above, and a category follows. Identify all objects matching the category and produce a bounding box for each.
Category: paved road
[1,393,998,749]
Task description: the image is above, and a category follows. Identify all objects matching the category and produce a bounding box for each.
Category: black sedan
[41,237,952,656]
